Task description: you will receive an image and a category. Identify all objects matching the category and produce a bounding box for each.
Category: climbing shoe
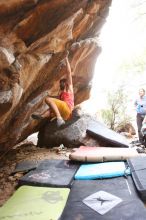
[57,118,65,127]
[31,114,43,120]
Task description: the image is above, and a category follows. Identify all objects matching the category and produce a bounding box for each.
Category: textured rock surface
[37,112,129,148]
[0,0,112,154]
[38,113,101,148]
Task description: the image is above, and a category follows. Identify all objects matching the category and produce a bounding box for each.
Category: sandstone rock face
[0,0,111,154]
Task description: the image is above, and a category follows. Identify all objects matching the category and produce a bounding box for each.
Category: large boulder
[37,110,129,148]
[37,113,100,147]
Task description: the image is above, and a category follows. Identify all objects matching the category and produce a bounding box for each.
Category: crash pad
[128,156,146,201]
[12,160,40,174]
[87,121,129,147]
[19,159,80,188]
[75,161,130,180]
[69,146,138,162]
[0,186,70,220]
[60,177,146,220]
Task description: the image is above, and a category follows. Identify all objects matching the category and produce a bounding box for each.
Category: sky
[83,0,146,114]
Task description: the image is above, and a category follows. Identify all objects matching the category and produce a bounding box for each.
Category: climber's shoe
[31,114,43,120]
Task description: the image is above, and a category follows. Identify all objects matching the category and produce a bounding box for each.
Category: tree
[101,86,132,131]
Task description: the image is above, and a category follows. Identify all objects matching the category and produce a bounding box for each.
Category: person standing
[134,88,146,143]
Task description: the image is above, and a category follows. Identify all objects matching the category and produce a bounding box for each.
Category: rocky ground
[0,138,72,207]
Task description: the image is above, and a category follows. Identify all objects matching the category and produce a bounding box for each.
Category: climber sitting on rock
[32,53,74,127]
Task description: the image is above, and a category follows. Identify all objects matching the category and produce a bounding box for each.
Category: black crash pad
[87,121,129,148]
[19,159,80,188]
[60,176,146,220]
[128,156,146,201]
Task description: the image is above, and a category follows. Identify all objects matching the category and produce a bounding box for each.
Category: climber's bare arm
[65,57,73,93]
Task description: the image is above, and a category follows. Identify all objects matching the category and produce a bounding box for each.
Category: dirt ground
[0,140,72,207]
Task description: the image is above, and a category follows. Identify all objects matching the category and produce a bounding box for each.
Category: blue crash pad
[75,161,130,180]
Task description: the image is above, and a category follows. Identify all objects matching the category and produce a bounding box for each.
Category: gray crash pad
[128,156,146,201]
[12,160,40,174]
[60,177,146,220]
[87,121,129,148]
